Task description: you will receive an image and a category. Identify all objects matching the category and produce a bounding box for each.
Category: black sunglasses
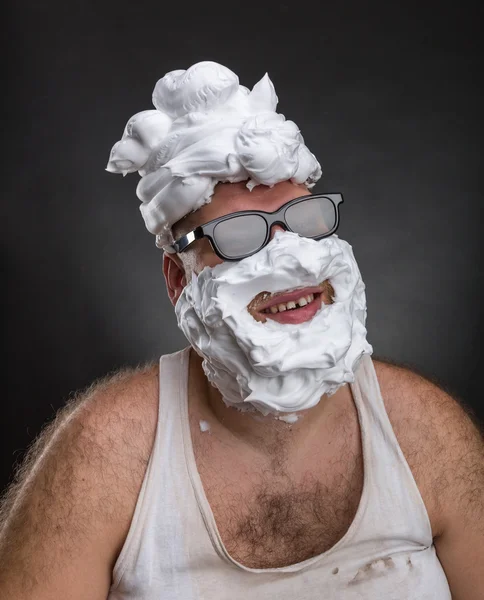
[167,193,344,261]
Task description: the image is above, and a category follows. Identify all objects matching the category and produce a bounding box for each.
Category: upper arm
[430,389,484,600]
[0,363,159,600]
[375,358,484,600]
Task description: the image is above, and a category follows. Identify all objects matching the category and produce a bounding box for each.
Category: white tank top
[108,348,451,599]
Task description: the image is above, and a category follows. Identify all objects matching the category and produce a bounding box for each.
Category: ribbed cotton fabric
[108,348,451,600]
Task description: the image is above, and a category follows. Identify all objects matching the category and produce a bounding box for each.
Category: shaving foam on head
[175,231,373,416]
[106,61,322,248]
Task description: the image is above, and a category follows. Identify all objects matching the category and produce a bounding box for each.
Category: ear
[163,252,187,306]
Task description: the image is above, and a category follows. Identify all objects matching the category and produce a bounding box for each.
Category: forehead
[173,180,310,236]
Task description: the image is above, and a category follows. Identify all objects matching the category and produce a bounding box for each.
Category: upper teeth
[266,294,315,314]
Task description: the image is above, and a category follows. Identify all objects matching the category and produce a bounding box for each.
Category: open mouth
[247,280,334,325]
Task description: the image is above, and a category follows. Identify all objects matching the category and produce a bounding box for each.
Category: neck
[188,348,352,458]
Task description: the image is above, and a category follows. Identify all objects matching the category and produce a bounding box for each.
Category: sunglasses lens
[213,214,268,258]
[285,196,336,238]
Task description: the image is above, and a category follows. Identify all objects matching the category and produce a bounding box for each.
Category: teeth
[262,293,318,314]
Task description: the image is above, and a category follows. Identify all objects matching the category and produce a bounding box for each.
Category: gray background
[4,1,482,492]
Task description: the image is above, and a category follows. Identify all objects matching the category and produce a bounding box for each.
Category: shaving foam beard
[175,231,373,415]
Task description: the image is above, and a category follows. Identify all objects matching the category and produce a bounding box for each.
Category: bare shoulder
[372,355,484,538]
[0,359,160,598]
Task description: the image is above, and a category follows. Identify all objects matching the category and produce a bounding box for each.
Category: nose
[269,223,287,240]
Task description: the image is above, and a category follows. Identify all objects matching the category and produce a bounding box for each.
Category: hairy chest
[191,414,364,569]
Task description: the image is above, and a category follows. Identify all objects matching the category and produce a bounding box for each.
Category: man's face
[170,180,371,412]
[164,180,335,318]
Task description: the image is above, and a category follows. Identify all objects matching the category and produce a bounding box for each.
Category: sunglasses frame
[168,193,344,261]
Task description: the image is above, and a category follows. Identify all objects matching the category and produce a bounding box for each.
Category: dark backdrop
[4,1,483,493]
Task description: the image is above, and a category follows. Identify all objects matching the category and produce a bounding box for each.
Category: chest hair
[194,430,363,569]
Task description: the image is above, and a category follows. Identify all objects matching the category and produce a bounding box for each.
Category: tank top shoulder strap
[110,346,198,592]
[154,346,192,478]
[349,353,433,547]
[158,347,191,419]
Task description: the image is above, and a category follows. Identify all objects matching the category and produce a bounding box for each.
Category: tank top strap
[150,347,191,473]
[111,346,212,595]
[349,354,433,548]
[157,346,191,424]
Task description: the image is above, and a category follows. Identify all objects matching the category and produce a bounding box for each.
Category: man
[0,61,483,599]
